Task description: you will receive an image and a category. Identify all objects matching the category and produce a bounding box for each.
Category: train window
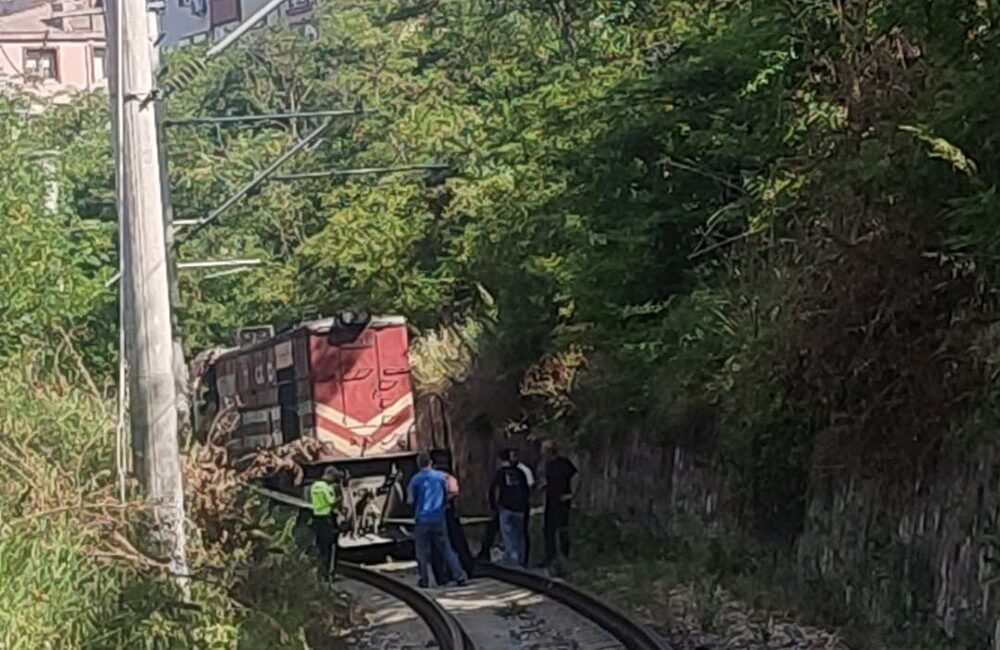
[275,341,294,370]
[217,373,236,397]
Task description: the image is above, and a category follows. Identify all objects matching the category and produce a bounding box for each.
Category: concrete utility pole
[148,10,191,445]
[104,0,188,584]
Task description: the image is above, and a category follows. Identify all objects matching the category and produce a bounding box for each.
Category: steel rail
[339,563,476,650]
[477,563,671,650]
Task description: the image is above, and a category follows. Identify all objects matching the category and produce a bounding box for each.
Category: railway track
[479,562,670,650]
[342,561,669,650]
[339,562,475,649]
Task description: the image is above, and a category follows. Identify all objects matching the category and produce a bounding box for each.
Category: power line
[203,266,258,280]
[274,163,449,181]
[164,108,376,127]
[173,116,334,239]
[177,258,261,270]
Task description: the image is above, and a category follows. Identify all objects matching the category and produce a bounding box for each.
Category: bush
[0,358,349,648]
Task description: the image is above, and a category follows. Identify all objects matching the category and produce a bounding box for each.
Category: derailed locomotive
[191,311,453,547]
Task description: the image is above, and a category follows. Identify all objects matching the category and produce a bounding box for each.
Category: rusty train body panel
[192,313,450,547]
[202,315,415,459]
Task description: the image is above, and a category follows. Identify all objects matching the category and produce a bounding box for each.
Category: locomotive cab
[192,311,454,548]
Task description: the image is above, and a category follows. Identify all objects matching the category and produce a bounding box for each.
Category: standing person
[505,448,534,567]
[540,440,577,572]
[477,448,534,562]
[408,452,468,588]
[489,451,530,567]
[310,466,344,581]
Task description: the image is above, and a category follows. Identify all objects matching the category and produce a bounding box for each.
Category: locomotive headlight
[337,309,370,327]
[328,310,371,344]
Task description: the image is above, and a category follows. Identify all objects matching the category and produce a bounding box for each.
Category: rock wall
[797,446,1000,637]
[575,431,727,536]
[428,346,1000,638]
[566,428,1000,639]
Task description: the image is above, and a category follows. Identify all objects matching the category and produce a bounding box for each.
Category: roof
[206,314,409,364]
[300,315,407,334]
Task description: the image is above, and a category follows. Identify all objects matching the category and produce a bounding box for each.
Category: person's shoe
[418,580,429,589]
[454,578,467,587]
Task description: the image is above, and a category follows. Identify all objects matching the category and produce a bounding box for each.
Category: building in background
[203,0,314,43]
[0,0,106,101]
[162,0,210,47]
[0,0,316,101]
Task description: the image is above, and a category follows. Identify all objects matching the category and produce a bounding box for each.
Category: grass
[0,357,354,649]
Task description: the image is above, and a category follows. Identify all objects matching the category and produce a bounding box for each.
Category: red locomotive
[191,310,453,547]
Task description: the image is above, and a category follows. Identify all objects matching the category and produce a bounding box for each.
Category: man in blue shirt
[408,452,468,587]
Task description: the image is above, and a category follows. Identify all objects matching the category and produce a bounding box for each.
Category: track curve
[477,563,671,650]
[339,562,476,649]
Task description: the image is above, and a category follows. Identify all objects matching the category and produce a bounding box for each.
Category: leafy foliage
[0,354,351,648]
[7,0,1000,528]
[0,95,114,371]
[7,0,1000,643]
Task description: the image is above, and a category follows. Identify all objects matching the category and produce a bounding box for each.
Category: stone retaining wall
[569,428,999,639]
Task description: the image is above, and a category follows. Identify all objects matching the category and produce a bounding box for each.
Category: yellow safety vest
[310,479,341,517]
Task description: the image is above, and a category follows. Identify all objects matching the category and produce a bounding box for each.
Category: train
[190,310,455,547]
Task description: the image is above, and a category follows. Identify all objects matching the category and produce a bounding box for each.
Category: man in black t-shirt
[540,440,577,571]
[489,451,531,567]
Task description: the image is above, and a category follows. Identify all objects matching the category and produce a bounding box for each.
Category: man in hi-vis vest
[310,466,344,580]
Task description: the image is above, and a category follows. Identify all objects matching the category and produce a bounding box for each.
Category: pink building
[0,0,317,103]
[0,0,106,102]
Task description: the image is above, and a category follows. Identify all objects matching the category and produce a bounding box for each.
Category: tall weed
[0,357,350,648]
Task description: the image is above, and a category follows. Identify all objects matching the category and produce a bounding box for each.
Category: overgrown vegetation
[4,0,1000,645]
[0,353,354,648]
[30,0,1000,482]
[569,515,977,650]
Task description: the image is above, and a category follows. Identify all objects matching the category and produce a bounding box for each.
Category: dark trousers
[478,513,498,558]
[312,515,339,579]
[543,503,570,565]
[478,510,530,567]
[415,520,467,587]
[522,511,530,567]
[433,507,475,583]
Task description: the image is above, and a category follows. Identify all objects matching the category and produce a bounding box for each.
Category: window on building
[209,0,239,27]
[24,49,58,81]
[93,48,106,80]
[286,0,311,14]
